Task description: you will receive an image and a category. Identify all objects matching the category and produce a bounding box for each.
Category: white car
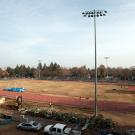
[17,121,42,131]
[44,123,72,135]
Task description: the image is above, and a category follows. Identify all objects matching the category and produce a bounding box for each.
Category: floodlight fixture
[82,10,107,18]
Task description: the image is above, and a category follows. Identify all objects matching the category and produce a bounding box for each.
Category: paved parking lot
[0,122,43,135]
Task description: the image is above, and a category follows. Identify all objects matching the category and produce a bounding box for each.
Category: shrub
[19,108,116,130]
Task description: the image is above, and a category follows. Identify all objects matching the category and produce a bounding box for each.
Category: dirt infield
[0,90,135,112]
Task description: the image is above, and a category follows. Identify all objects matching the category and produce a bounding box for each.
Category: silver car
[17,121,42,131]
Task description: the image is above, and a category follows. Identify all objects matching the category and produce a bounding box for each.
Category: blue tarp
[3,87,25,92]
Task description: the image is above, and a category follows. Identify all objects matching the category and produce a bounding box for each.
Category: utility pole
[82,10,107,117]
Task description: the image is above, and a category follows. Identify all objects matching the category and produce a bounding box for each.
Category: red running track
[128,86,135,91]
[0,90,135,112]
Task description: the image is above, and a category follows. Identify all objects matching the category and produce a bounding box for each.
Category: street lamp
[82,10,107,116]
[104,57,110,79]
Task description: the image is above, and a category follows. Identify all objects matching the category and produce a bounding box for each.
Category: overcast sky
[0,0,135,68]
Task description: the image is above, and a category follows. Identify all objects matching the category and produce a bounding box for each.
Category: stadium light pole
[82,10,107,117]
[104,57,110,78]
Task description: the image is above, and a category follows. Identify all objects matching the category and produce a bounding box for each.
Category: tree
[37,62,43,78]
[6,67,15,77]
[0,68,9,78]
[98,64,105,79]
[61,68,71,78]
[48,62,61,77]
[42,64,49,77]
[14,65,20,77]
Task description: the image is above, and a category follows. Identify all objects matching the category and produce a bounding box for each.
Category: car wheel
[44,132,49,135]
[17,126,21,129]
[33,129,37,132]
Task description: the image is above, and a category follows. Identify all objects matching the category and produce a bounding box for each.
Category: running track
[128,86,135,91]
[0,90,135,112]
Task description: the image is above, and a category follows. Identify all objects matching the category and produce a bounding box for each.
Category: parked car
[126,129,135,135]
[17,121,42,131]
[0,113,12,124]
[44,123,72,135]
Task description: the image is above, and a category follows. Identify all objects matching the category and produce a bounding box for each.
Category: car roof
[29,121,36,124]
[21,121,35,125]
[54,123,66,129]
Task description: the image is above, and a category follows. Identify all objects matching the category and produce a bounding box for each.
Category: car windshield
[63,126,67,131]
[32,122,38,126]
[26,124,32,126]
[22,123,27,126]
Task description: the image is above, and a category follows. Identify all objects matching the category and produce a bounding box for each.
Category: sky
[0,0,135,68]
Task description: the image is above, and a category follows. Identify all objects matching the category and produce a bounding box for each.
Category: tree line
[0,62,135,81]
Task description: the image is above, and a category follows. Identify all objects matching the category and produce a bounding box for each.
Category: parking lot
[0,114,48,135]
[0,121,44,135]
[0,116,78,135]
